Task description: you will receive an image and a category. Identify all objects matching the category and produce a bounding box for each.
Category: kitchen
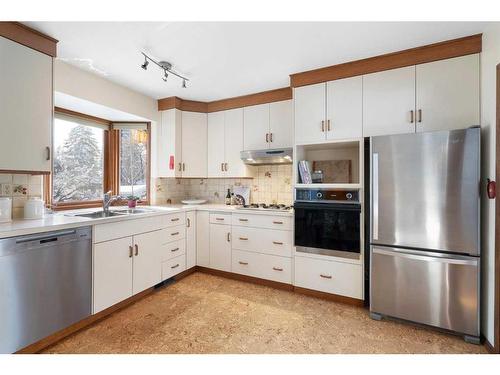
[0,5,500,372]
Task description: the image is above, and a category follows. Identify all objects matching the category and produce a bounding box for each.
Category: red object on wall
[487,178,496,199]
[169,155,174,170]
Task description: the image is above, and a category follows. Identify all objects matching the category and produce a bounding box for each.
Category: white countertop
[0,204,293,239]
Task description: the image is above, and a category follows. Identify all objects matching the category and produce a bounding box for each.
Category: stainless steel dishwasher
[0,227,92,353]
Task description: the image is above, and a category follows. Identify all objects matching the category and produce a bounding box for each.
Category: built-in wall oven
[294,189,361,257]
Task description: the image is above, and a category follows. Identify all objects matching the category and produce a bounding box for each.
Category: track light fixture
[140,52,189,88]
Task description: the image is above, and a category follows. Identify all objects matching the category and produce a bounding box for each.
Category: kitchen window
[49,109,150,209]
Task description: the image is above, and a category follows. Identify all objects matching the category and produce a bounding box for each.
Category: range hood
[240,148,293,165]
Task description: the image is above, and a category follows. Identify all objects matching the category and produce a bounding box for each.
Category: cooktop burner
[238,203,293,211]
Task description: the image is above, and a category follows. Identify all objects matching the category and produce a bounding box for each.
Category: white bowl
[181,199,207,205]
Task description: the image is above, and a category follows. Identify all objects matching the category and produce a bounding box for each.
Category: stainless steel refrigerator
[369,127,480,344]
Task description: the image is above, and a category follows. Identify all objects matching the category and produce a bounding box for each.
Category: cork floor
[43,272,487,354]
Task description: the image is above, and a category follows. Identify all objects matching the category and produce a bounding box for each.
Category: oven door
[294,202,361,254]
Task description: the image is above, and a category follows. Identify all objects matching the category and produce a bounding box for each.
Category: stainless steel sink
[73,211,128,219]
[116,208,155,215]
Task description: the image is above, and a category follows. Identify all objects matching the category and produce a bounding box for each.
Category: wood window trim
[494,63,500,354]
[50,109,151,210]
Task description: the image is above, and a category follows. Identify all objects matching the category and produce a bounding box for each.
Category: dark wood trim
[16,287,155,354]
[495,63,500,354]
[206,87,293,112]
[0,22,58,57]
[157,87,293,113]
[294,286,365,307]
[55,106,112,127]
[290,34,482,87]
[0,169,50,175]
[173,266,198,281]
[51,201,104,211]
[484,337,496,354]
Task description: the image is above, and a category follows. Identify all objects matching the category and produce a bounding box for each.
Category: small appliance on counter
[23,198,45,219]
[0,198,12,223]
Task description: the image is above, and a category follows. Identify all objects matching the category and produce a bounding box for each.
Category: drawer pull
[171,264,180,269]
[272,241,283,245]
[171,217,180,222]
[227,232,231,242]
[171,232,180,236]
[273,221,283,225]
[320,274,332,279]
[239,237,248,241]
[238,218,248,222]
[272,267,283,272]
[171,247,180,252]
[134,244,139,256]
[129,246,133,258]
[216,217,225,221]
[238,261,248,265]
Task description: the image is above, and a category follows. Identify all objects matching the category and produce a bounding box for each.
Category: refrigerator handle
[372,247,478,266]
[372,153,379,240]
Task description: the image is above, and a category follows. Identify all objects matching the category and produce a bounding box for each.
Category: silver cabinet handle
[221,163,224,171]
[238,261,248,265]
[171,217,180,222]
[224,163,228,171]
[45,146,51,161]
[178,162,182,171]
[215,217,224,221]
[134,244,139,256]
[239,218,248,222]
[320,274,332,279]
[129,246,133,258]
[171,247,180,252]
[266,133,269,143]
[321,120,325,132]
[171,264,180,269]
[182,163,185,171]
[418,109,422,123]
[409,110,414,123]
[269,133,273,142]
[372,153,379,241]
[227,232,231,242]
[186,218,191,228]
[272,267,283,272]
[327,119,331,131]
[273,221,283,225]
[171,232,179,236]
[239,237,248,241]
[272,241,283,245]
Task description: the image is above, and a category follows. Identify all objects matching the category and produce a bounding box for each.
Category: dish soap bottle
[225,189,231,205]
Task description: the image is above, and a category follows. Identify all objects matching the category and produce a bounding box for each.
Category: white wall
[481,23,500,346]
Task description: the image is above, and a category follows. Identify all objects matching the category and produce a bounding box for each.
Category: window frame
[49,108,151,210]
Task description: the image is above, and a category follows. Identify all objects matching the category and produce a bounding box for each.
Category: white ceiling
[27,22,489,102]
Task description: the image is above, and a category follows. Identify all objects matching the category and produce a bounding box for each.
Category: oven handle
[372,152,379,240]
[293,202,361,211]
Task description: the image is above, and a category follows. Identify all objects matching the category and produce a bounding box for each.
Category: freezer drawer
[370,246,479,336]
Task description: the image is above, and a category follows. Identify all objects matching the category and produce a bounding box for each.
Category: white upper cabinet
[243,103,270,150]
[294,83,326,144]
[415,54,480,133]
[326,76,363,140]
[363,66,416,137]
[269,100,293,148]
[224,108,247,177]
[207,111,226,177]
[0,36,52,172]
[158,109,182,177]
[181,111,208,177]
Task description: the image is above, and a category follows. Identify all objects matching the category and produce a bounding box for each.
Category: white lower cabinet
[132,230,163,295]
[209,221,232,272]
[232,250,292,284]
[162,255,186,281]
[294,256,363,300]
[231,226,292,257]
[186,211,196,269]
[196,211,210,267]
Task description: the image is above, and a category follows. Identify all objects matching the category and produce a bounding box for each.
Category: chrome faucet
[103,191,121,213]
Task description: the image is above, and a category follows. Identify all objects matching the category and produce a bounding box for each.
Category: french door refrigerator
[369,127,480,343]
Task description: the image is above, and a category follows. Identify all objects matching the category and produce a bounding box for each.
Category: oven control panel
[295,189,359,202]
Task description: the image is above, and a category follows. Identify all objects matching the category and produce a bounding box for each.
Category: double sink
[68,208,155,219]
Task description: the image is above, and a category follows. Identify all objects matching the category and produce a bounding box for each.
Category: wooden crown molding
[0,22,58,57]
[157,87,292,113]
[290,33,482,87]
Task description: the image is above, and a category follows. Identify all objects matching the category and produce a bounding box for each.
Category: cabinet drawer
[160,225,185,244]
[162,212,186,227]
[94,216,164,243]
[232,213,292,230]
[161,255,186,281]
[231,226,292,257]
[232,250,292,284]
[294,256,363,299]
[159,240,186,262]
[210,212,232,224]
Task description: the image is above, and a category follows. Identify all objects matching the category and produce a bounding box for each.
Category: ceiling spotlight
[141,58,148,70]
[162,70,168,82]
[182,79,187,88]
[140,52,189,88]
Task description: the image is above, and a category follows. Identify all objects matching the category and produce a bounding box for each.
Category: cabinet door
[224,108,248,177]
[326,76,363,140]
[269,100,293,148]
[209,224,232,272]
[243,103,270,150]
[132,230,162,295]
[294,83,326,144]
[416,54,480,133]
[363,66,416,137]
[207,111,226,177]
[0,37,52,172]
[186,211,197,269]
[181,111,208,177]
[158,109,182,177]
[93,237,133,313]
[196,211,210,267]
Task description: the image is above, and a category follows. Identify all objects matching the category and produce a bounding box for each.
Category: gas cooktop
[237,203,293,212]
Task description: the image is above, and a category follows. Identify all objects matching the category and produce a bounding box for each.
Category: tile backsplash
[0,173,44,219]
[154,165,293,205]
